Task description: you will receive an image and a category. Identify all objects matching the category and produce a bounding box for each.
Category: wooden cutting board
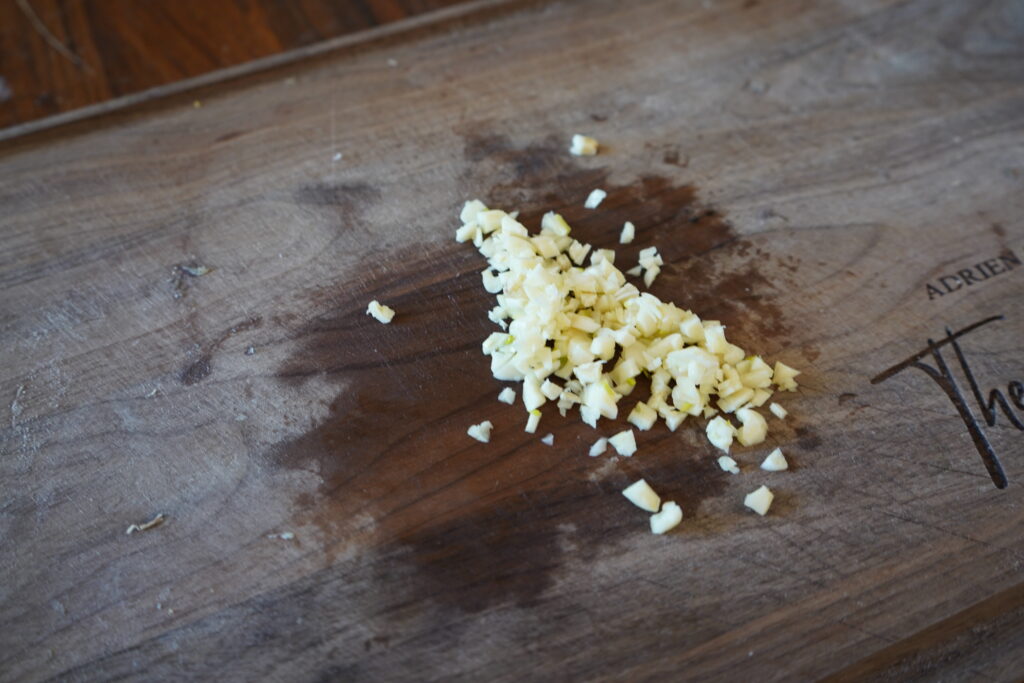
[2,0,1023,679]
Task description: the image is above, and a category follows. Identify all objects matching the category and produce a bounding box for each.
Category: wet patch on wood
[268,129,804,612]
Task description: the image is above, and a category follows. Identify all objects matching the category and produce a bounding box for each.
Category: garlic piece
[522,375,545,411]
[744,485,774,516]
[366,300,395,324]
[541,379,562,401]
[717,455,740,474]
[706,416,735,453]
[627,401,658,431]
[589,437,608,457]
[467,420,493,443]
[773,361,800,391]
[650,502,683,534]
[608,429,637,456]
[769,402,788,419]
[620,221,635,244]
[735,408,767,447]
[456,199,795,455]
[622,478,661,512]
[525,410,541,433]
[584,189,607,209]
[570,134,599,156]
[498,387,516,404]
[541,433,554,446]
[760,448,788,471]
[460,199,488,225]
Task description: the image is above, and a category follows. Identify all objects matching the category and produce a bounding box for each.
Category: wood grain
[0,0,468,130]
[1,0,1023,680]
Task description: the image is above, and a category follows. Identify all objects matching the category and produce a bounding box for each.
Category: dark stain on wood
[179,315,263,385]
[294,181,381,211]
[180,355,213,385]
[270,242,493,551]
[794,426,823,451]
[213,130,246,144]
[661,146,689,168]
[268,130,797,611]
[386,451,727,614]
[169,261,213,300]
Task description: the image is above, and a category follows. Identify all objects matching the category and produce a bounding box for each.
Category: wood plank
[0,0,469,129]
[1,0,1023,679]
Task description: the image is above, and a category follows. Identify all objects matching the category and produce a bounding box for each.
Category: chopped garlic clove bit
[620,221,635,244]
[735,408,767,447]
[570,134,599,156]
[769,402,788,419]
[744,485,774,516]
[523,375,545,411]
[760,448,788,471]
[460,199,488,225]
[622,478,661,512]
[650,502,683,534]
[608,429,637,456]
[589,437,608,457]
[717,455,740,474]
[467,420,493,443]
[366,300,395,324]
[497,387,516,404]
[453,199,795,456]
[706,416,735,453]
[525,409,541,433]
[541,379,562,401]
[541,433,554,446]
[773,362,800,391]
[627,401,658,430]
[584,189,607,209]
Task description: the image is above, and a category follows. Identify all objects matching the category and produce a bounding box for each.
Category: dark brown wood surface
[0,0,466,130]
[2,0,1024,680]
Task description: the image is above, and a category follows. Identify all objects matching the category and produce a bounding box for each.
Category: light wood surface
[2,0,1023,680]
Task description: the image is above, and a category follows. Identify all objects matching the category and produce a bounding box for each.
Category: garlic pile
[455,199,799,454]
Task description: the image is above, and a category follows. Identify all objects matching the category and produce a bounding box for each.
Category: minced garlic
[366,300,395,324]
[650,502,682,534]
[454,199,797,457]
[744,485,774,515]
[622,478,661,512]
[760,448,788,471]
[467,420,493,443]
[570,134,599,156]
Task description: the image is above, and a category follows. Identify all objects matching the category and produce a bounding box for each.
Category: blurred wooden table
[0,0,465,131]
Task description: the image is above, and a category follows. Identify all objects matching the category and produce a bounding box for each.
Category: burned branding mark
[268,131,798,611]
[872,315,1021,488]
[924,249,1020,301]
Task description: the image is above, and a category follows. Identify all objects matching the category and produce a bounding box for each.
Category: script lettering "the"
[871,316,1023,489]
